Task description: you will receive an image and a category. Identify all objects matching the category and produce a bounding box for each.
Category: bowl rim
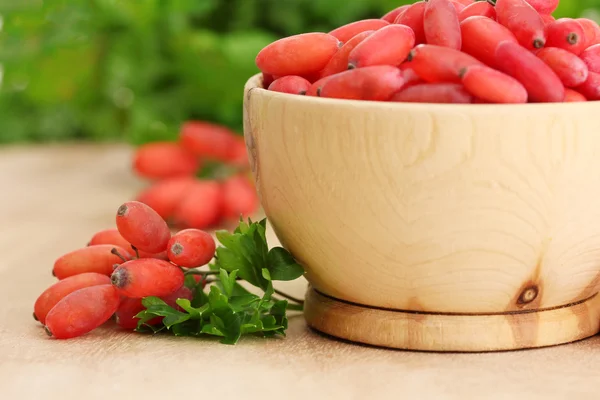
[244,73,600,112]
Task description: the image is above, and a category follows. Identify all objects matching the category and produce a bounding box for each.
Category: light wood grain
[2,144,600,399]
[244,73,600,350]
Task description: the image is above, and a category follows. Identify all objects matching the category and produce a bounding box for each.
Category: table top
[1,143,599,400]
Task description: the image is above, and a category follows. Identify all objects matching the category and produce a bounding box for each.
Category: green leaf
[214,308,242,344]
[176,298,208,320]
[267,247,305,281]
[229,294,260,312]
[208,285,229,311]
[262,268,271,281]
[141,296,168,308]
[220,268,238,298]
[201,322,224,337]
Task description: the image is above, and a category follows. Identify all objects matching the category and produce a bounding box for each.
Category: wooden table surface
[1,144,600,399]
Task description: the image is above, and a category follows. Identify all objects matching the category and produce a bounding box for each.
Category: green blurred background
[1,0,599,145]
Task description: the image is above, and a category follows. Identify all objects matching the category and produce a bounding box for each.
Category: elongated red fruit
[495,41,565,102]
[460,17,518,69]
[458,1,495,22]
[306,76,333,96]
[399,63,424,87]
[136,176,196,222]
[133,142,199,180]
[116,201,171,254]
[180,121,237,161]
[382,5,410,23]
[495,0,546,50]
[173,180,223,230]
[454,0,474,5]
[318,66,405,101]
[424,0,461,49]
[406,44,483,83]
[54,245,130,279]
[578,19,600,48]
[576,72,600,100]
[45,284,120,339]
[564,88,587,102]
[546,19,587,55]
[167,229,216,268]
[541,14,556,26]
[329,19,389,43]
[256,33,340,76]
[348,25,415,69]
[222,175,259,221]
[524,0,559,15]
[111,259,184,298]
[268,76,311,95]
[581,44,600,74]
[536,47,589,87]
[391,83,473,103]
[394,2,427,44]
[115,286,193,329]
[90,229,168,260]
[460,65,527,103]
[34,273,111,324]
[321,31,374,78]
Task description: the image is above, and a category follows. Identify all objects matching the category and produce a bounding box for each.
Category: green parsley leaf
[267,247,305,281]
[220,268,238,298]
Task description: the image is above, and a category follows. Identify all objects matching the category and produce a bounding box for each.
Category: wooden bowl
[243,73,600,352]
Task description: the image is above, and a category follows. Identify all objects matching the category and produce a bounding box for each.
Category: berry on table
[167,229,216,268]
[53,245,130,279]
[116,201,171,254]
[111,259,185,298]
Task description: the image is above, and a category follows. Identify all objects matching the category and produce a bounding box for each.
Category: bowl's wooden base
[304,287,600,352]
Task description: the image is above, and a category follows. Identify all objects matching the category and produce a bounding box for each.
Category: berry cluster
[257,0,600,103]
[35,201,215,339]
[133,121,259,231]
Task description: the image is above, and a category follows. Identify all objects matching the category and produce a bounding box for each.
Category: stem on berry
[273,288,304,305]
[567,33,578,45]
[131,245,140,259]
[111,247,128,263]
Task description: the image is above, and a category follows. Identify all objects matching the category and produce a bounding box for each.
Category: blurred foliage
[0,0,598,144]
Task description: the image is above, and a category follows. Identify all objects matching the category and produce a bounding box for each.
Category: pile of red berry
[257,0,600,103]
[133,121,259,231]
[34,201,215,339]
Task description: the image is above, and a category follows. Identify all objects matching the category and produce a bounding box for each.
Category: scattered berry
[167,229,216,268]
[116,201,171,254]
[135,176,196,222]
[44,284,120,339]
[173,180,223,230]
[222,175,260,221]
[89,228,167,260]
[180,121,238,162]
[53,245,130,279]
[111,259,185,298]
[133,142,200,180]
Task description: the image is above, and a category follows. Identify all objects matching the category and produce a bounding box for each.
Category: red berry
[223,175,260,221]
[391,83,473,103]
[136,176,196,222]
[44,284,120,339]
[89,228,167,260]
[382,5,410,23]
[406,44,484,83]
[581,44,600,74]
[306,76,333,97]
[116,201,171,254]
[576,72,600,100]
[320,31,374,78]
[167,229,216,268]
[541,14,556,26]
[495,41,565,103]
[180,121,237,161]
[111,259,184,298]
[394,2,427,45]
[34,273,111,324]
[225,136,249,169]
[536,47,589,88]
[460,65,528,104]
[449,1,466,13]
[399,63,424,87]
[495,0,546,50]
[546,19,587,55]
[262,73,275,89]
[578,18,600,48]
[256,33,340,76]
[53,245,130,279]
[329,19,389,43]
[458,1,496,22]
[460,17,518,69]
[133,142,199,180]
[268,76,311,95]
[424,0,462,50]
[453,0,475,5]
[173,180,223,230]
[317,66,405,101]
[348,25,415,68]
[524,0,559,15]
[564,88,588,102]
[115,286,193,330]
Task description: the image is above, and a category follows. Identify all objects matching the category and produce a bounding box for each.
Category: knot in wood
[517,286,539,305]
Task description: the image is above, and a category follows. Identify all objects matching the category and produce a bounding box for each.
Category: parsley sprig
[134,218,305,344]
